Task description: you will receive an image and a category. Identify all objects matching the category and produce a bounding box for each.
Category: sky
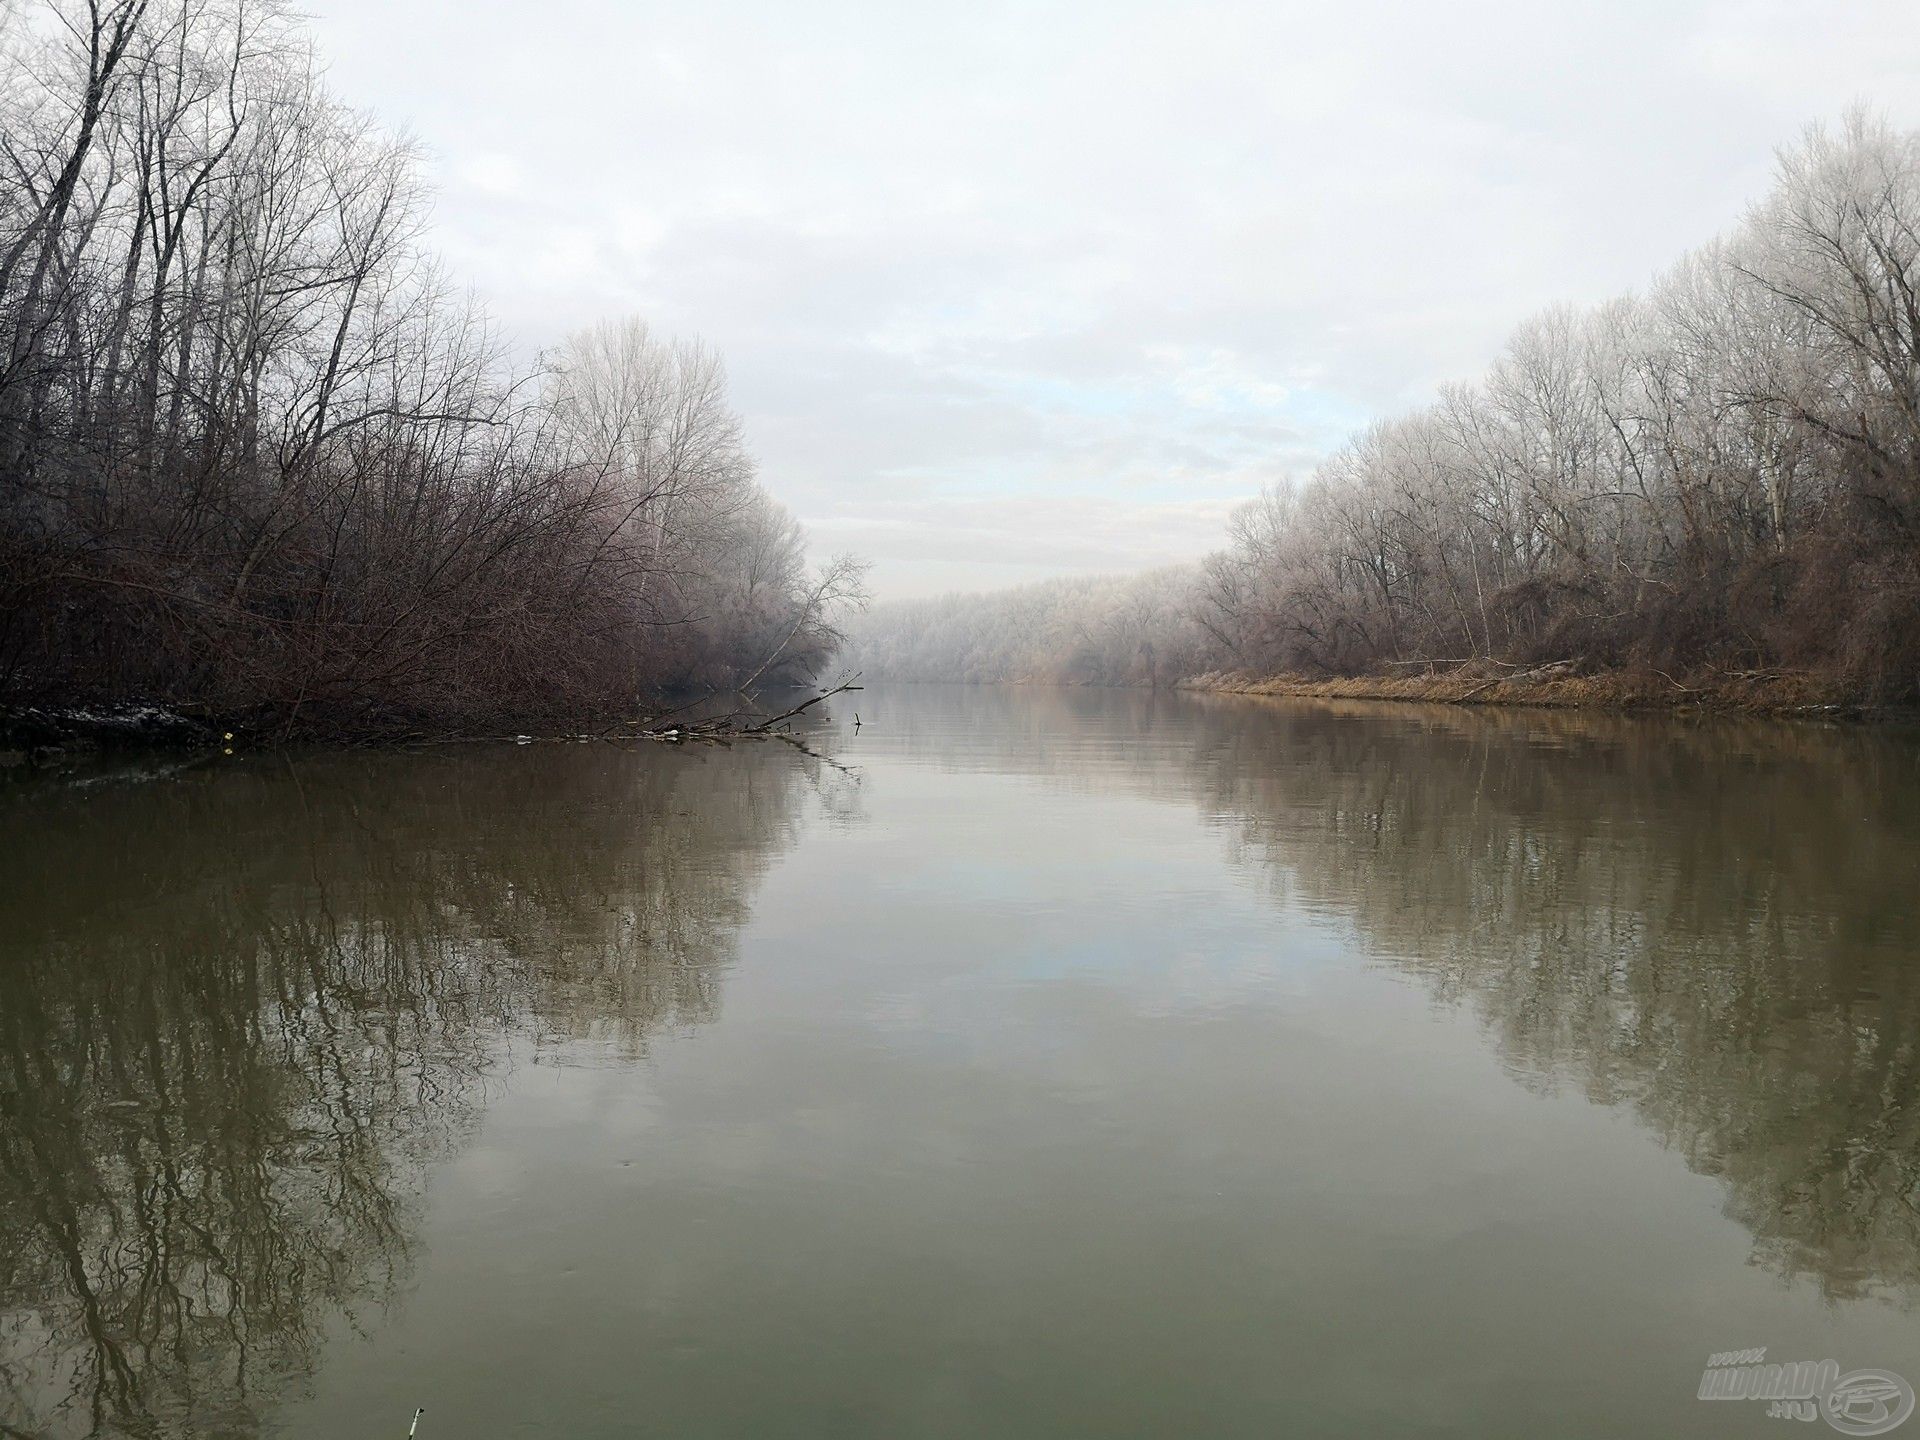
[304,0,1920,600]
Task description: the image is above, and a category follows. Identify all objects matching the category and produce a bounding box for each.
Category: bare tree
[0,0,859,730]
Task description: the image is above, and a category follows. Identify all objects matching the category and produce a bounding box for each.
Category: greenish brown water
[3,686,1919,1438]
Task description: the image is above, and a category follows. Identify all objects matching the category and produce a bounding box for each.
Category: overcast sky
[306,0,1920,599]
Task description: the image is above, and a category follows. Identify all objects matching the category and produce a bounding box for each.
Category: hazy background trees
[856,112,1920,703]
[0,0,860,730]
[844,568,1209,687]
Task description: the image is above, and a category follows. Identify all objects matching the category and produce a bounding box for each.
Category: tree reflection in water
[873,686,1920,1302]
[1186,700,1920,1302]
[0,742,823,1438]
[4,693,1919,1437]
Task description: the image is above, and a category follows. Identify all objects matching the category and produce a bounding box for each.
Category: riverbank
[1183,665,1896,720]
[0,686,855,768]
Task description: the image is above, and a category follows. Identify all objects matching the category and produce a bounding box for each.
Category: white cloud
[305,0,1920,597]
[453,150,525,197]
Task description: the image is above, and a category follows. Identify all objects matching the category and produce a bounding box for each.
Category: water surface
[3,686,1919,1437]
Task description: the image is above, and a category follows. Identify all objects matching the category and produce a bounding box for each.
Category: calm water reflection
[1,687,1917,1438]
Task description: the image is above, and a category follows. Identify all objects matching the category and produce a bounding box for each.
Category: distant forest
[852,114,1920,703]
[0,0,861,732]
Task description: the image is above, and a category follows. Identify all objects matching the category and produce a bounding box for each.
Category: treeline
[845,568,1209,687]
[0,0,859,731]
[861,114,1920,703]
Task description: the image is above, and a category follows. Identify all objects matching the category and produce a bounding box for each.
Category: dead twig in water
[592,677,864,747]
[746,677,863,733]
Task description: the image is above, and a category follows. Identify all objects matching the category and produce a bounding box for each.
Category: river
[2,685,1918,1438]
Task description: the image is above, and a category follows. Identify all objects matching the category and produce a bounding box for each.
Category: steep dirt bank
[1183,665,1908,721]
